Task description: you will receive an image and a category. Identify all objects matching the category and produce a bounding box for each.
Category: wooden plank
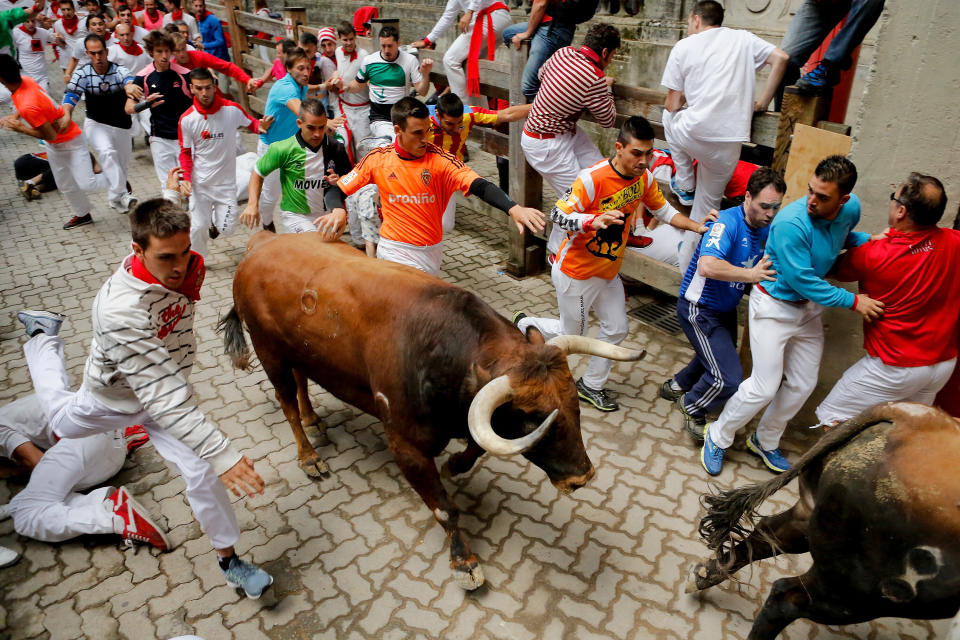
[467,127,509,157]
[816,120,851,136]
[620,250,683,292]
[782,123,852,202]
[773,87,831,174]
[235,12,286,38]
[224,0,251,113]
[248,94,266,115]
[241,52,272,76]
[247,36,274,49]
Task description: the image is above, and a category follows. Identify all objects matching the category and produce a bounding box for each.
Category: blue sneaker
[16,310,65,338]
[222,557,274,599]
[700,423,725,476]
[795,62,840,94]
[747,433,790,473]
[670,176,695,206]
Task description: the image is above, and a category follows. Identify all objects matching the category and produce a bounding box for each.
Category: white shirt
[108,42,151,74]
[161,10,199,39]
[179,98,258,187]
[0,395,55,460]
[660,27,775,143]
[53,18,88,68]
[334,45,369,106]
[12,26,53,82]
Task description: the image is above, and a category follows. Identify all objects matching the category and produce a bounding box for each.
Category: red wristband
[851,294,859,310]
[256,78,264,88]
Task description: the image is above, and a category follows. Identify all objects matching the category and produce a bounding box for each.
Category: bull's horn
[547,335,646,361]
[468,375,558,456]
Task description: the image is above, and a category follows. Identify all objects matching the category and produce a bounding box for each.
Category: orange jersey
[12,76,81,145]
[339,141,480,246]
[428,108,498,160]
[554,159,670,280]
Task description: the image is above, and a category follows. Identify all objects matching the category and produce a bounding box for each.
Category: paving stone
[42,599,83,640]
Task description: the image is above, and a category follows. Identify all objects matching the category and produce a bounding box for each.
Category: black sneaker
[576,378,618,412]
[658,379,683,402]
[209,225,220,239]
[511,311,527,327]
[676,395,706,441]
[63,214,93,229]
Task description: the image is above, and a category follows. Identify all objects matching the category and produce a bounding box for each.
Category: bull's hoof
[686,561,723,593]
[452,562,485,591]
[300,457,328,477]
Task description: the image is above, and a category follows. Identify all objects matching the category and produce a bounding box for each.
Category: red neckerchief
[60,15,79,35]
[169,8,182,20]
[130,252,205,301]
[49,3,60,18]
[192,93,224,117]
[340,45,357,62]
[393,138,418,160]
[118,40,143,55]
[195,8,207,20]
[19,25,36,35]
[577,45,604,69]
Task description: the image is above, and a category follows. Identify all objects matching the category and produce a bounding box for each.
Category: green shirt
[255,131,351,215]
[0,8,28,58]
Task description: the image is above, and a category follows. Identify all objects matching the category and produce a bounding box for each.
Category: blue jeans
[674,298,743,418]
[501,21,576,99]
[780,0,885,70]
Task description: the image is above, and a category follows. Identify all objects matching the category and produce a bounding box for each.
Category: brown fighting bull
[689,402,960,639]
[219,233,644,589]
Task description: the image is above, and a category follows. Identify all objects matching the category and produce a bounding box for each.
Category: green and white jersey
[356,50,422,108]
[255,132,352,216]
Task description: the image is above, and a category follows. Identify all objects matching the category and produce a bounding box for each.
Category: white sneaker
[0,545,20,568]
[120,193,138,212]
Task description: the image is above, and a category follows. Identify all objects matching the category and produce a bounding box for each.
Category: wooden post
[281,6,306,41]
[506,42,544,278]
[772,86,832,174]
[225,0,251,113]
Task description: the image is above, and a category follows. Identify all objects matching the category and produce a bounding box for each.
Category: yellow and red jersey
[338,141,480,246]
[428,107,499,161]
[553,159,672,281]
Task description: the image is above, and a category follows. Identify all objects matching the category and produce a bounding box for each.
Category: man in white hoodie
[17,197,274,599]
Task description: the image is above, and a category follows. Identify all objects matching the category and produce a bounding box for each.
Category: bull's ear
[462,361,493,396]
[526,326,545,345]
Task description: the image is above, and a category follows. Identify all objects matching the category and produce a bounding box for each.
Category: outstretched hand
[219,456,264,498]
[508,205,545,234]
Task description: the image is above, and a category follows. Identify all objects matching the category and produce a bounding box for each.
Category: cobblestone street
[0,78,948,640]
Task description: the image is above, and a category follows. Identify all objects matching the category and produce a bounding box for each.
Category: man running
[12,15,54,93]
[63,33,139,213]
[178,67,272,255]
[327,20,370,160]
[338,96,544,275]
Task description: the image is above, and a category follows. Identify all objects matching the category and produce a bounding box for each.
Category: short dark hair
[130,198,191,249]
[144,30,175,53]
[165,0,180,7]
[116,3,131,12]
[162,22,179,34]
[379,25,399,42]
[279,37,297,54]
[814,155,857,195]
[899,172,947,226]
[85,13,104,28]
[692,0,724,26]
[188,66,214,84]
[391,96,429,129]
[436,92,464,118]
[582,23,620,56]
[746,166,787,198]
[299,32,318,47]
[337,20,355,37]
[298,98,326,119]
[284,46,309,70]
[83,33,106,49]
[617,116,654,145]
[0,54,22,85]
[58,0,74,6]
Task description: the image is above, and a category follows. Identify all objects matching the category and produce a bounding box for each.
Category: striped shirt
[525,46,616,136]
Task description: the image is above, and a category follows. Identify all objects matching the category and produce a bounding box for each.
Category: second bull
[220,233,645,589]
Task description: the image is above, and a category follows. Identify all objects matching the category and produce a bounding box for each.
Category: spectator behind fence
[520,22,619,256]
[700,156,884,477]
[662,167,785,439]
[661,0,788,274]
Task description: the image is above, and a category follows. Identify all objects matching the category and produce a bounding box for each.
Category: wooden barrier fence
[207,2,846,288]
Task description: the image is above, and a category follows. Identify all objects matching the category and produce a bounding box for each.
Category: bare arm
[495,103,533,123]
[345,78,366,94]
[510,0,548,48]
[11,441,44,469]
[699,254,776,284]
[665,88,685,113]
[415,59,433,97]
[240,171,265,228]
[285,97,301,116]
[754,47,789,111]
[1,115,58,140]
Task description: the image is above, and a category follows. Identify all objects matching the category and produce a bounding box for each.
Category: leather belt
[523,129,555,140]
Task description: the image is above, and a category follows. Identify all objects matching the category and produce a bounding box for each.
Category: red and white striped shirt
[525,46,616,136]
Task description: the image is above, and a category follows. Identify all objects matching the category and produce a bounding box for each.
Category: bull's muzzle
[553,464,596,495]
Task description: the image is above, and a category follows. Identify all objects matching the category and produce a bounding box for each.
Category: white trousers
[376,237,442,276]
[22,334,240,550]
[279,209,322,234]
[149,136,180,192]
[9,431,124,542]
[369,119,396,142]
[442,8,512,100]
[85,118,133,203]
[518,265,628,390]
[521,127,604,254]
[336,102,371,157]
[816,355,957,425]
[630,223,684,267]
[708,292,824,450]
[189,185,237,257]
[664,110,741,273]
[349,184,381,242]
[256,139,279,226]
[46,133,110,216]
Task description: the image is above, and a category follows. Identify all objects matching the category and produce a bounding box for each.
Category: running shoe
[16,310,65,337]
[108,486,171,551]
[576,378,619,412]
[701,424,725,476]
[222,556,274,599]
[670,176,695,206]
[63,214,93,230]
[747,433,790,473]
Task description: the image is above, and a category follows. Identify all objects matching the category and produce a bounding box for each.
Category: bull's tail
[217,306,253,371]
[698,404,894,560]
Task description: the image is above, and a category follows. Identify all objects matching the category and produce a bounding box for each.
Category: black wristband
[133,100,152,113]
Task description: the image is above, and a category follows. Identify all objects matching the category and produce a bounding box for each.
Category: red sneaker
[123,425,149,453]
[108,486,171,551]
[627,235,653,248]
